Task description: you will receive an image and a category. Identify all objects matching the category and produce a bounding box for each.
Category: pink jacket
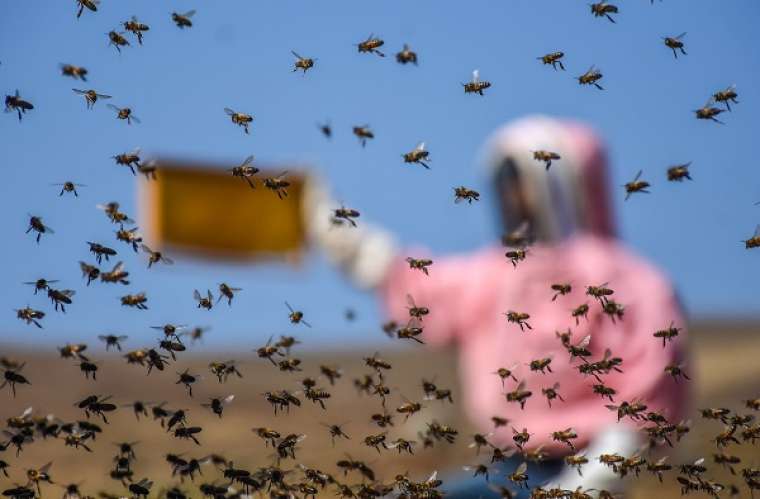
[379,117,687,454]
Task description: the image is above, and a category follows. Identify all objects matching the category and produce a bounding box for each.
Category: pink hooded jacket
[378,117,688,454]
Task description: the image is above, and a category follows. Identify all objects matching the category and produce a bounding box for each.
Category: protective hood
[483,115,616,241]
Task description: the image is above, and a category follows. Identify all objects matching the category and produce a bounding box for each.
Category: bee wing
[578,334,592,349]
[426,470,438,483]
[241,155,254,167]
[415,141,426,152]
[694,457,705,466]
[193,290,202,301]
[224,107,236,116]
[39,462,53,473]
[161,256,174,265]
[62,289,76,297]
[140,243,153,254]
[111,261,124,273]
[130,114,142,124]
[20,406,34,418]
[675,32,687,40]
[291,50,303,59]
[97,93,112,99]
[106,103,120,112]
[222,394,235,405]
[285,301,294,313]
[472,69,479,83]
[301,319,312,328]
[406,293,417,308]
[515,462,527,475]
[72,88,87,95]
[633,170,642,182]
[183,10,196,18]
[206,290,213,301]
[276,170,289,180]
[516,380,526,391]
[656,456,669,465]
[754,224,760,237]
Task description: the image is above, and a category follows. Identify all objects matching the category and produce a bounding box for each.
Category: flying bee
[88,241,117,264]
[50,181,86,197]
[115,226,142,252]
[60,63,88,81]
[592,383,617,402]
[23,278,58,295]
[502,220,533,247]
[713,84,739,111]
[406,294,429,321]
[504,311,532,331]
[695,98,725,124]
[317,120,332,139]
[742,225,760,249]
[533,150,561,170]
[4,90,34,121]
[571,303,590,325]
[508,462,529,489]
[577,65,604,90]
[606,400,647,421]
[123,16,149,44]
[48,288,75,312]
[202,395,235,418]
[176,369,200,397]
[453,186,480,204]
[396,397,423,420]
[667,162,692,181]
[506,381,532,409]
[406,256,433,275]
[586,282,614,303]
[26,462,54,496]
[714,426,740,448]
[746,398,760,411]
[352,125,374,147]
[646,456,672,482]
[194,289,213,310]
[601,299,625,323]
[463,69,491,95]
[505,248,527,268]
[106,103,140,124]
[78,261,100,286]
[552,428,579,451]
[590,2,618,23]
[494,366,519,389]
[228,155,259,188]
[141,244,173,267]
[357,34,385,57]
[256,336,283,365]
[151,323,187,340]
[542,383,564,407]
[389,438,416,455]
[158,338,186,361]
[254,427,281,447]
[538,51,565,70]
[59,343,89,360]
[291,50,315,74]
[98,334,127,352]
[209,360,242,382]
[112,149,142,174]
[215,283,241,306]
[396,320,425,344]
[550,283,572,301]
[263,171,290,199]
[224,107,253,134]
[403,142,431,169]
[286,301,311,327]
[363,432,388,453]
[565,454,589,476]
[364,352,392,376]
[278,357,303,373]
[2,363,31,396]
[370,412,394,428]
[26,215,53,243]
[396,43,418,65]
[72,88,111,109]
[664,363,691,383]
[121,292,148,309]
[334,205,361,227]
[305,387,331,409]
[624,170,650,200]
[75,0,98,18]
[275,335,300,354]
[107,31,130,53]
[511,427,530,450]
[78,360,99,380]
[172,10,196,28]
[78,394,117,422]
[136,159,157,180]
[321,422,350,445]
[663,32,687,58]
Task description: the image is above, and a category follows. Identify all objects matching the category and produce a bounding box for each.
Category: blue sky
[1,1,759,349]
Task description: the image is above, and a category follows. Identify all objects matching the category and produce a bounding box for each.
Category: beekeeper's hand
[546,425,642,495]
[303,177,398,289]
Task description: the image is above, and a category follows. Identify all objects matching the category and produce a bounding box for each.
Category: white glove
[302,177,398,289]
[547,424,642,495]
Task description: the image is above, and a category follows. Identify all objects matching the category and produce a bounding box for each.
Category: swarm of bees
[2,3,757,499]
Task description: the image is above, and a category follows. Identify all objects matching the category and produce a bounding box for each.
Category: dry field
[1,322,759,498]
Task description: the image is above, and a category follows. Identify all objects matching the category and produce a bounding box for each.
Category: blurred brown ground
[1,321,758,498]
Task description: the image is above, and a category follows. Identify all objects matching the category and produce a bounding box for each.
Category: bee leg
[606,14,616,23]
[594,83,604,90]
[36,232,41,243]
[680,48,687,56]
[559,61,565,71]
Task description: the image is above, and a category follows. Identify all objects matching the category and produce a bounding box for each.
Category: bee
[695,98,725,124]
[590,2,618,23]
[680,457,708,477]
[23,278,58,295]
[208,360,242,383]
[508,462,529,489]
[305,387,331,409]
[463,69,491,95]
[291,51,315,74]
[606,400,647,421]
[529,357,553,374]
[714,426,740,448]
[227,155,259,188]
[256,336,283,365]
[505,248,527,268]
[388,438,416,455]
[174,426,203,446]
[254,427,281,447]
[191,289,212,310]
[224,107,253,134]
[370,412,394,428]
[577,65,604,90]
[538,52,565,70]
[404,294,430,321]
[396,43,418,65]
[321,422,350,445]
[202,395,235,418]
[319,364,342,385]
[75,0,99,18]
[112,149,142,174]
[87,241,117,264]
[646,456,672,482]
[746,398,760,411]
[504,310,532,331]
[26,215,53,243]
[77,394,117,422]
[364,352,392,376]
[188,326,210,343]
[403,142,431,169]
[667,162,692,181]
[212,282,241,306]
[491,416,509,429]
[533,150,561,170]
[107,31,130,53]
[586,282,614,303]
[78,359,99,380]
[2,363,31,397]
[278,357,303,373]
[601,299,625,323]
[357,34,385,57]
[141,244,173,267]
[502,221,533,247]
[121,292,148,309]
[4,90,34,121]
[59,343,89,360]
[72,88,111,109]
[263,171,291,199]
[106,103,140,124]
[334,205,361,227]
[542,383,564,407]
[172,10,196,28]
[135,159,157,180]
[371,380,391,406]
[713,84,739,111]
[123,16,149,44]
[624,170,650,200]
[506,381,532,410]
[285,301,311,327]
[276,433,305,459]
[395,318,424,344]
[566,334,592,362]
[565,454,590,476]
[25,462,53,496]
[158,337,186,361]
[453,186,480,204]
[664,363,691,383]
[663,32,687,58]
[406,256,433,275]
[115,226,142,252]
[396,397,423,420]
[742,225,760,249]
[510,427,530,451]
[48,288,75,312]
[363,432,388,453]
[151,323,187,340]
[552,428,578,451]
[351,125,374,147]
[50,181,86,197]
[317,120,332,139]
[592,383,617,402]
[60,63,88,81]
[494,365,519,387]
